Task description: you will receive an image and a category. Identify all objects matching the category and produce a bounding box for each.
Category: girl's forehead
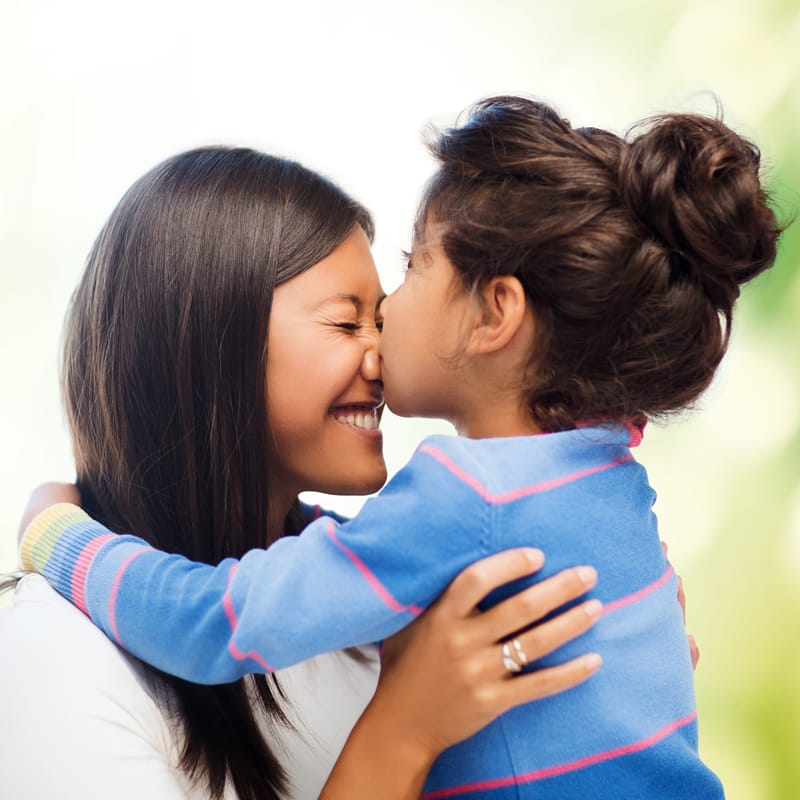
[413,217,449,249]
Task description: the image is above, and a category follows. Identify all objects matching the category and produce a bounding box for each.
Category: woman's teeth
[334,410,379,430]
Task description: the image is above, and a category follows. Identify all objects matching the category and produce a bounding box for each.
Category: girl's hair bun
[419,97,784,429]
[618,114,779,313]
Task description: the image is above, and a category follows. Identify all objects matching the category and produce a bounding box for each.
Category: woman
[0,146,602,800]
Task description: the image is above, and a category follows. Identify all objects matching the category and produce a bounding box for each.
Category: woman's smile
[330,401,384,436]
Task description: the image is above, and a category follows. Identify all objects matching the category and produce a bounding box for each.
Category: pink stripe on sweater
[418,444,633,504]
[603,564,675,616]
[327,522,423,616]
[420,710,698,798]
[222,563,274,672]
[70,533,116,615]
[108,547,150,645]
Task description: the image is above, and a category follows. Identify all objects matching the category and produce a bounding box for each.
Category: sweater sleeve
[18,442,492,684]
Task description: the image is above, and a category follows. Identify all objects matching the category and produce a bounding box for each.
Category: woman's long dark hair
[62,147,373,799]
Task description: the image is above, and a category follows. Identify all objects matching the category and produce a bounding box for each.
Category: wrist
[19,503,87,572]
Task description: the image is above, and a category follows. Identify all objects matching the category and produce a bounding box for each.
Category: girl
[1,144,601,800]
[21,96,779,797]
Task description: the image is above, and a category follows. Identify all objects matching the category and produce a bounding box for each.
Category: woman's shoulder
[0,575,172,718]
[1,574,140,670]
[0,575,197,799]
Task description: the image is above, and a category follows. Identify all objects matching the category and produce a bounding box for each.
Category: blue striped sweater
[21,424,724,798]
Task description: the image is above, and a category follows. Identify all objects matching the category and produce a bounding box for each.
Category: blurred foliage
[663,82,800,798]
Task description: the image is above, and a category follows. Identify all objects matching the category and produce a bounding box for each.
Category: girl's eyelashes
[401,249,413,272]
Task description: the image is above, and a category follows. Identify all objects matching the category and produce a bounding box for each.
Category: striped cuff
[19,504,90,572]
[19,503,113,614]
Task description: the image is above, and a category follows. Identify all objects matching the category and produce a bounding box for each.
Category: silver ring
[512,637,528,666]
[502,642,522,673]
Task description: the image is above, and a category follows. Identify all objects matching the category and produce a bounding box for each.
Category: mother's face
[265,226,388,501]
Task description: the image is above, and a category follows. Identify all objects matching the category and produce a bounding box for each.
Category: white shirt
[0,575,379,800]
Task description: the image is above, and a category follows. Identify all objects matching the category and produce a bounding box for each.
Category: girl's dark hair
[420,96,782,431]
[62,147,373,799]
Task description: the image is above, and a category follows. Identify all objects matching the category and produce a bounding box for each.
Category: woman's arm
[321,549,603,800]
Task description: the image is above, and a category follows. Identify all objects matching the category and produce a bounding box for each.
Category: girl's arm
[18,469,699,686]
[19,449,499,683]
[321,549,603,800]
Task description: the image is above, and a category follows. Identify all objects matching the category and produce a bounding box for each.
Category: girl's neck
[454,396,542,439]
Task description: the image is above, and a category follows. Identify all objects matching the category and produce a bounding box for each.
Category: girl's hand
[17,483,81,544]
[321,549,601,800]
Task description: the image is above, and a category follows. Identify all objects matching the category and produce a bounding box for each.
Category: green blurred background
[1,1,798,796]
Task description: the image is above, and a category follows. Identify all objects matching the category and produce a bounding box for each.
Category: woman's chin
[340,466,388,497]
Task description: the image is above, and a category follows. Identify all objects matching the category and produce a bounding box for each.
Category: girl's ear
[467,275,530,355]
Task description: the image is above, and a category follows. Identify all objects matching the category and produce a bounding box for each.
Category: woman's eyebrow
[318,293,386,312]
[317,293,362,309]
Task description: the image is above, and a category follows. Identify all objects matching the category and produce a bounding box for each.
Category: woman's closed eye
[332,320,382,335]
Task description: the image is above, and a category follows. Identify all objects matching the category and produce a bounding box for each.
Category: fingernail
[525,548,545,568]
[584,599,603,617]
[576,566,597,585]
[584,653,603,672]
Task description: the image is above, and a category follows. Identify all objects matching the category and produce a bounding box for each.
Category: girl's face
[265,226,387,503]
[379,233,472,423]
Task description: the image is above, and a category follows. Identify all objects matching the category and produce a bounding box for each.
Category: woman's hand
[663,540,700,669]
[17,483,81,545]
[378,547,602,756]
[320,548,601,800]
[677,573,700,669]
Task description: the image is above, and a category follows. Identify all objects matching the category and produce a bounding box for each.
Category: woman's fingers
[673,566,699,670]
[496,652,602,710]
[439,548,546,618]
[688,634,700,670]
[476,565,598,643]
[676,574,687,623]
[499,598,603,672]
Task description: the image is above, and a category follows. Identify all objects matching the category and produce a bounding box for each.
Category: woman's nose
[361,330,381,381]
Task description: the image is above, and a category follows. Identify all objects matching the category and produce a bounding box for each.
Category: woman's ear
[467,275,530,355]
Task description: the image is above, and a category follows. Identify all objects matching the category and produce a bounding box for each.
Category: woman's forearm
[320,696,435,800]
